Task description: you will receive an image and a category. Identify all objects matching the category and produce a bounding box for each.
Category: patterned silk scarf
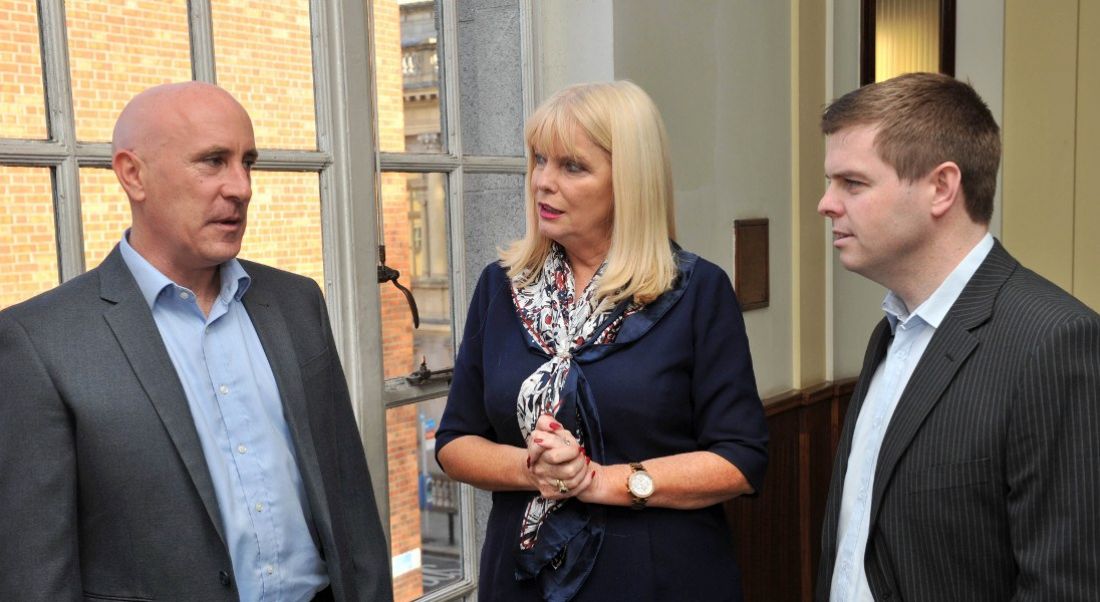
[511,244,635,601]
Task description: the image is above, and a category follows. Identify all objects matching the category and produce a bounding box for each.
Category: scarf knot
[510,244,635,601]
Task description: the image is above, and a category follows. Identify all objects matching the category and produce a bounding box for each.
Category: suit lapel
[97,248,226,544]
[867,241,1018,527]
[242,283,334,549]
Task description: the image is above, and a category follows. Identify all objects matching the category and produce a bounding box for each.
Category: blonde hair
[499,80,678,306]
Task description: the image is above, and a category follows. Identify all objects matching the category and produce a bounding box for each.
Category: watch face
[628,471,654,498]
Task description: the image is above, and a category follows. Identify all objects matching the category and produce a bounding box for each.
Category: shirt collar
[883,232,994,333]
[118,229,251,310]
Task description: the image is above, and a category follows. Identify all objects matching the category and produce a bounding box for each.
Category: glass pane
[0,1,47,139]
[0,167,58,310]
[457,0,523,156]
[212,0,318,150]
[80,168,131,270]
[66,0,193,142]
[239,171,324,289]
[373,0,444,153]
[387,397,465,602]
[380,172,452,380]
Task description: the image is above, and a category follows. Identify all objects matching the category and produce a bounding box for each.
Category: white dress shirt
[830,233,993,601]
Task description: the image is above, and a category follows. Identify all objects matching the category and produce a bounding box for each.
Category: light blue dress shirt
[119,233,328,602]
[830,233,993,602]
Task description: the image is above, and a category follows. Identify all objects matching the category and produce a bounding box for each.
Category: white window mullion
[38,0,84,281]
[187,0,217,83]
[314,0,390,525]
[0,140,67,165]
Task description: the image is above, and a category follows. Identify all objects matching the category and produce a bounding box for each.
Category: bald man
[0,83,393,601]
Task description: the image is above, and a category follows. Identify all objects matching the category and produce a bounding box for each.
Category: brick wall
[0,167,57,309]
[0,0,46,139]
[66,0,193,142]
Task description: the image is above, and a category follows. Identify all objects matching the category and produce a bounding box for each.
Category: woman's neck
[564,248,606,295]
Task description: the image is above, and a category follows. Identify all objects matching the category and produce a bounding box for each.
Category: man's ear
[928,161,963,219]
[112,150,146,203]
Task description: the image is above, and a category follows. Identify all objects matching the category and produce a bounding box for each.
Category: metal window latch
[377,245,420,328]
[406,356,454,386]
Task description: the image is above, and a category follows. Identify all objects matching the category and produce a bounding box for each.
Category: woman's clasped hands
[525,413,598,501]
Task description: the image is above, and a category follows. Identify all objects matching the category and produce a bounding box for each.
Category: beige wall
[533,0,614,98]
[792,0,828,387]
[1003,0,1099,310]
[1077,1,1100,308]
[535,0,1094,391]
[828,0,887,379]
[612,0,797,396]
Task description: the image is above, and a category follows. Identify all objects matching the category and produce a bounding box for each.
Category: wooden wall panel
[728,393,803,602]
[726,379,856,602]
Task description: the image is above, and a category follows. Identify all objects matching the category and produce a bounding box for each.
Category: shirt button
[237,444,247,454]
[218,384,229,395]
[255,502,264,512]
[265,565,274,575]
[179,291,191,300]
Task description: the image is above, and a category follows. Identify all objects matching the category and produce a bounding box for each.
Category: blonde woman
[436,81,768,601]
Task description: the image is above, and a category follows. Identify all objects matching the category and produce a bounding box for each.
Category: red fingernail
[549,422,561,431]
[534,437,544,444]
[591,470,596,478]
[579,446,586,455]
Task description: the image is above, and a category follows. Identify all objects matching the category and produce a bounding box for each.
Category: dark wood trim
[728,379,859,601]
[940,0,957,76]
[733,219,770,311]
[861,0,958,85]
[762,389,803,416]
[860,0,876,86]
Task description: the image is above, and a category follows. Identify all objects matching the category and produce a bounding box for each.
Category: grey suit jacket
[0,247,393,601]
[816,240,1100,601]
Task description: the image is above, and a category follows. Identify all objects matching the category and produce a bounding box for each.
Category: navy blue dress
[436,251,768,601]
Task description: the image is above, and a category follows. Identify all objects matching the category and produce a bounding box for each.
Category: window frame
[367,0,535,599]
[0,1,537,599]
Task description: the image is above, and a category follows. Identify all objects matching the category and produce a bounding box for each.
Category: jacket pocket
[83,593,153,602]
[299,346,331,380]
[907,457,991,492]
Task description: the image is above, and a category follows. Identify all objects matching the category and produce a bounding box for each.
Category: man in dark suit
[816,72,1100,601]
[0,82,393,601]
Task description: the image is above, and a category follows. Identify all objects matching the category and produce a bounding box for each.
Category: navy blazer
[0,247,392,601]
[437,252,768,601]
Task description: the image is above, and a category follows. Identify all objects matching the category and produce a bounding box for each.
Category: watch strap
[628,462,649,510]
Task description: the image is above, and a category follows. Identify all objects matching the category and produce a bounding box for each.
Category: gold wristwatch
[626,462,654,510]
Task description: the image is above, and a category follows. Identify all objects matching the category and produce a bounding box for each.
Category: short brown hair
[821,72,1001,223]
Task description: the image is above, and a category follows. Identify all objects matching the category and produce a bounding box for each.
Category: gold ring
[555,479,569,494]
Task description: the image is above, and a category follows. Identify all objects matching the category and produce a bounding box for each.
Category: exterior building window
[372,1,530,600]
[0,1,529,600]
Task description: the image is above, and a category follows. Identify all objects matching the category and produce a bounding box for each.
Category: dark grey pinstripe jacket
[817,240,1100,601]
